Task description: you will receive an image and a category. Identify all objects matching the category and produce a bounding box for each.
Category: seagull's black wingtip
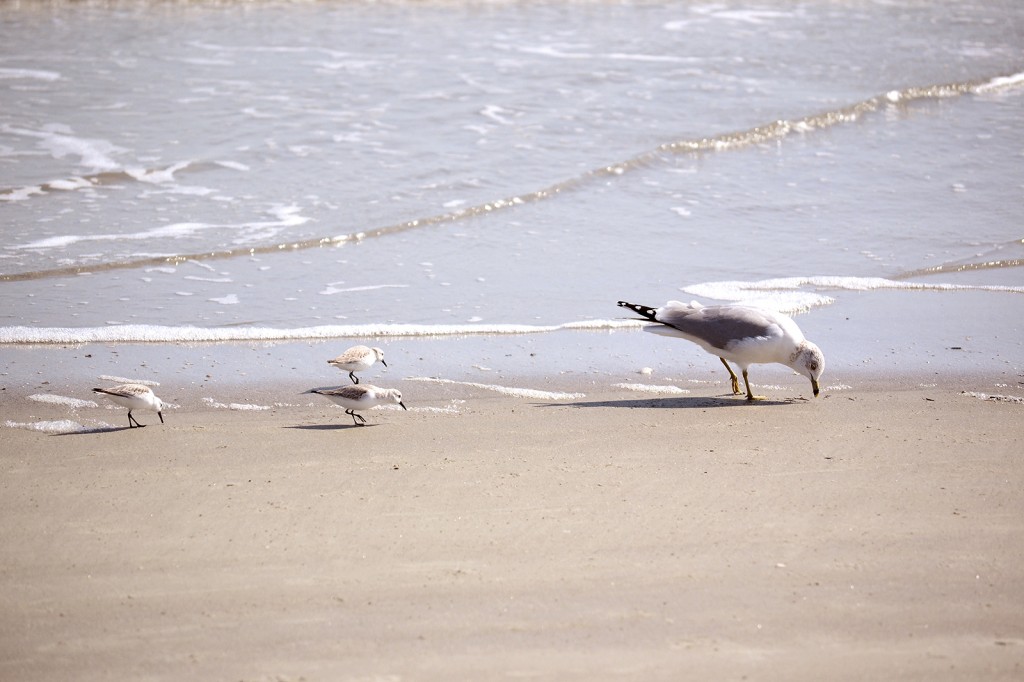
[617,300,659,322]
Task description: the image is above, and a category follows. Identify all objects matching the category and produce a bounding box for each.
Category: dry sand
[1,381,1023,680]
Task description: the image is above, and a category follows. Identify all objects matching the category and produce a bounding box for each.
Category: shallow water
[1,0,1023,398]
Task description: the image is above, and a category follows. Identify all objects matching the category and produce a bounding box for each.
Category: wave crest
[4,71,1022,283]
[0,319,644,345]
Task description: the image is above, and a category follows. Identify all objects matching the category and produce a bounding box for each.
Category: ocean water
[1,0,1023,403]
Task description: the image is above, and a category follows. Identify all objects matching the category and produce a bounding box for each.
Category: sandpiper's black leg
[127,411,145,428]
[349,371,359,384]
[346,409,366,426]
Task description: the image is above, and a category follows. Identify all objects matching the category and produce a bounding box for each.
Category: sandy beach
[2,0,1023,679]
[2,378,1022,681]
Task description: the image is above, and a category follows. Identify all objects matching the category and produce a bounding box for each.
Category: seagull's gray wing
[656,305,781,352]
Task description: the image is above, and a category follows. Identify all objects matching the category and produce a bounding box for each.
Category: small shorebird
[618,299,824,401]
[308,384,406,426]
[92,383,166,428]
[328,345,387,384]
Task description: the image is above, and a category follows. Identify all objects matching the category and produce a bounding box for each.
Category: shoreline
[3,360,1022,433]
[2,304,1021,417]
[2,378,1023,680]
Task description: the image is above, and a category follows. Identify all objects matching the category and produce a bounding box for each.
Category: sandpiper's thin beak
[381,359,388,368]
[811,379,820,397]
[158,411,165,424]
[400,401,407,410]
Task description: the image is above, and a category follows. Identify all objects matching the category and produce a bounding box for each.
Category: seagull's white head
[791,341,825,397]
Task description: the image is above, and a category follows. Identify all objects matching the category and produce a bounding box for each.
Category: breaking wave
[2,273,1020,345]
[3,71,1022,283]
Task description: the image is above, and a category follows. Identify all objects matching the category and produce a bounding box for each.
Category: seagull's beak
[158,411,165,424]
[399,401,407,410]
[811,378,820,397]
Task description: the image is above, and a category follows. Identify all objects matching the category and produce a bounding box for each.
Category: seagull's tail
[617,300,660,322]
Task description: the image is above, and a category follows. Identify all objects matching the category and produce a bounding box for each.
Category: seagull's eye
[808,361,819,372]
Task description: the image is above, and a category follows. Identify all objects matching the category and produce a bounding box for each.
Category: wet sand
[1,380,1023,680]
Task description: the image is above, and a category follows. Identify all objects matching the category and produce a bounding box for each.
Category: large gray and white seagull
[618,299,824,401]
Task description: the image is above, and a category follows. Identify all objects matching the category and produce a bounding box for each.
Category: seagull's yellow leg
[720,357,741,394]
[742,369,767,401]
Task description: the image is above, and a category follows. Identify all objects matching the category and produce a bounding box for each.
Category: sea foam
[99,375,160,386]
[974,70,1024,94]
[0,68,61,81]
[681,276,1024,313]
[28,394,98,409]
[203,397,272,411]
[408,377,585,401]
[4,419,111,434]
[612,383,691,395]
[962,391,1024,405]
[0,319,643,345]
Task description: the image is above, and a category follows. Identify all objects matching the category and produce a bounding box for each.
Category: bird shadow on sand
[52,425,140,436]
[543,395,807,410]
[285,423,377,431]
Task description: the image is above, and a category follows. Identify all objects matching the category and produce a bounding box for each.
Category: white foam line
[0,123,125,172]
[962,391,1024,405]
[202,397,272,411]
[215,160,250,172]
[682,276,1024,313]
[28,394,98,409]
[10,203,309,250]
[13,221,223,250]
[125,160,192,184]
[0,177,95,203]
[408,377,584,401]
[974,71,1024,93]
[0,67,61,81]
[0,319,643,345]
[319,283,410,295]
[99,375,160,386]
[518,46,688,63]
[0,185,45,202]
[4,419,113,434]
[687,276,1024,296]
[612,383,691,395]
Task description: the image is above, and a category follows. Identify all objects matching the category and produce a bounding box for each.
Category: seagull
[307,384,407,426]
[328,345,387,384]
[618,299,824,401]
[92,383,165,427]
